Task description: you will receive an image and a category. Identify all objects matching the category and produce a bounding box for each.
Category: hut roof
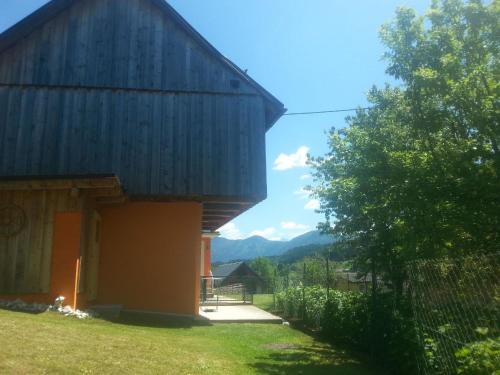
[212,262,263,282]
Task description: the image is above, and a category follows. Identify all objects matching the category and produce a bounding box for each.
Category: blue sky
[1,0,429,241]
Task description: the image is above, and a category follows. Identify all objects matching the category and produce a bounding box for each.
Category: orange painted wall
[202,238,211,276]
[50,213,82,308]
[0,212,83,307]
[96,202,202,316]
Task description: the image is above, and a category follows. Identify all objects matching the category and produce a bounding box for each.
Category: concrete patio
[198,305,283,323]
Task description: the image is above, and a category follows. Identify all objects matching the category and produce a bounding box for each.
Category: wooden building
[0,0,285,317]
[212,262,267,294]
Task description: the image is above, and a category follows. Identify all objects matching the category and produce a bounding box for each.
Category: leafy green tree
[249,257,276,283]
[312,0,500,293]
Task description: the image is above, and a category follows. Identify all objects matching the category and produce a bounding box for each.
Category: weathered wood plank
[0,188,95,294]
[0,87,267,200]
[25,191,48,292]
[0,0,259,94]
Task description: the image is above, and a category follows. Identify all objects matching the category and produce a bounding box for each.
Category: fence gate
[200,277,254,307]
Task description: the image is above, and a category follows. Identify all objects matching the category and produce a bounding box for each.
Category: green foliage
[312,0,500,293]
[249,256,276,282]
[455,337,500,374]
[276,286,420,374]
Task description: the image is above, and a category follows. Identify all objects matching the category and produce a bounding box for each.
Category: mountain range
[212,230,335,263]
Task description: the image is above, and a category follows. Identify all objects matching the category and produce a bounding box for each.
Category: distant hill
[212,230,335,263]
[277,243,332,264]
[276,238,360,264]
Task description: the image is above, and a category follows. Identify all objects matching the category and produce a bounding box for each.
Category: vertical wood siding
[0,87,267,199]
[0,189,84,294]
[0,0,257,95]
[0,0,269,201]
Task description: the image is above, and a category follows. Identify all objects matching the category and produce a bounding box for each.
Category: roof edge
[0,0,286,128]
[149,0,286,129]
[0,0,77,53]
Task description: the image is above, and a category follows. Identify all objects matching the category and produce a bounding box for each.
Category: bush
[455,337,500,375]
[275,286,420,374]
[321,290,370,348]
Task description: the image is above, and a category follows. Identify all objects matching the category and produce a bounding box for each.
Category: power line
[283,107,372,116]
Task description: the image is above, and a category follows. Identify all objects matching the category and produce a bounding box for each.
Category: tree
[312,0,500,293]
[249,257,276,283]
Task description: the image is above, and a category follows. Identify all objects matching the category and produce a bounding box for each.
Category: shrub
[275,286,420,374]
[455,337,500,375]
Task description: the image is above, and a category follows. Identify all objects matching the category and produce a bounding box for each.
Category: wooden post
[73,257,81,311]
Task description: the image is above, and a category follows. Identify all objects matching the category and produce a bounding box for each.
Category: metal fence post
[273,268,277,310]
[326,255,330,301]
[302,262,306,321]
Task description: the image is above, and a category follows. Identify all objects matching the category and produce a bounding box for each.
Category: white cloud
[273,146,310,171]
[294,187,311,200]
[300,174,311,180]
[249,227,278,240]
[219,222,243,240]
[281,221,309,230]
[304,199,320,210]
[280,222,311,239]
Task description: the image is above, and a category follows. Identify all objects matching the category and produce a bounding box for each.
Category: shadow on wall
[251,343,380,375]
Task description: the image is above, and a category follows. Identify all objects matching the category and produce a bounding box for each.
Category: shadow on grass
[0,307,45,315]
[103,310,213,329]
[1,304,211,329]
[252,343,379,375]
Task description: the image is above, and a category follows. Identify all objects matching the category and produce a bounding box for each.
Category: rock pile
[0,297,93,319]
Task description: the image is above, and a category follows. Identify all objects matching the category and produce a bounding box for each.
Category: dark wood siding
[0,0,258,95]
[0,189,84,294]
[0,86,267,199]
[0,0,271,202]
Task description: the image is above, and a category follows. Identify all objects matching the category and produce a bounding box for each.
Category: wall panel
[0,86,267,200]
[0,189,84,294]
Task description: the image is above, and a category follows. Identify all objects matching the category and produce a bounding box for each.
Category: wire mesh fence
[407,253,500,375]
[259,259,377,328]
[271,262,374,295]
[251,253,499,374]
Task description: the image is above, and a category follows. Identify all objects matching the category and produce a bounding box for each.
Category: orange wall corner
[97,202,202,316]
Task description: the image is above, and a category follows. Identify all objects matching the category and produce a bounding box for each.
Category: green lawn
[253,293,275,311]
[0,309,379,375]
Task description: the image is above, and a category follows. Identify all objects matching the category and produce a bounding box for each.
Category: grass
[253,293,275,311]
[0,308,380,375]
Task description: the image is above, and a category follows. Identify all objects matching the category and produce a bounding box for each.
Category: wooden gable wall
[0,0,258,94]
[0,0,270,202]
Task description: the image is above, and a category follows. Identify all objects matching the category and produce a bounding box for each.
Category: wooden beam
[203,214,232,219]
[202,202,250,210]
[0,177,120,191]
